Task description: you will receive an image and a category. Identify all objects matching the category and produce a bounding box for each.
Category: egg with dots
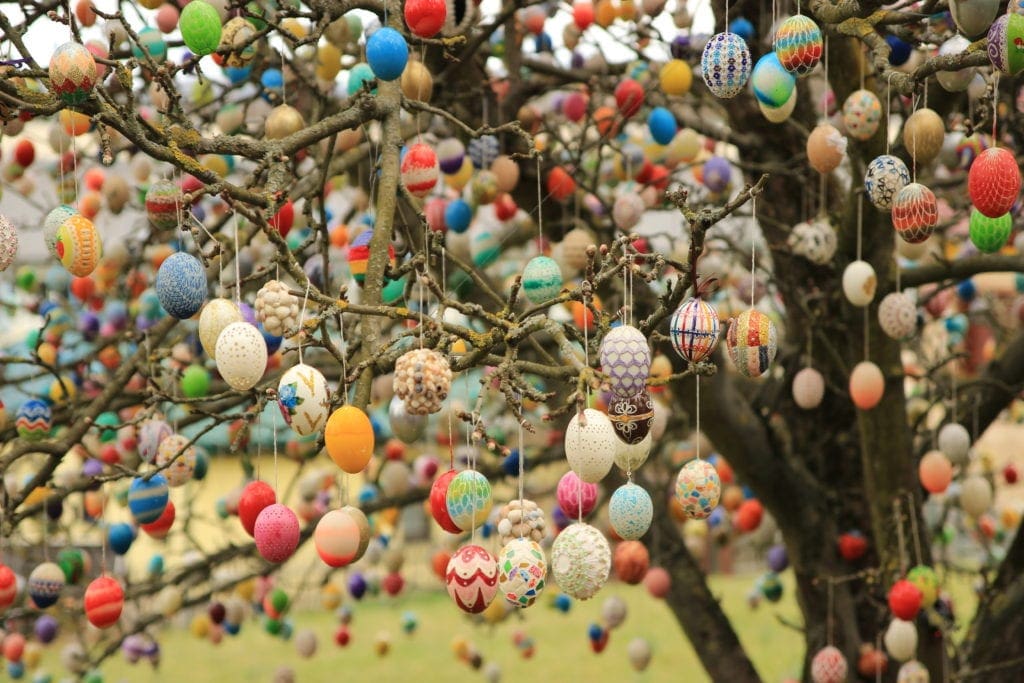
[254,503,300,563]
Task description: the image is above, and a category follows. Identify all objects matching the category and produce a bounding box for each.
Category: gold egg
[400,60,433,102]
[316,43,342,82]
[265,104,306,140]
[903,108,944,165]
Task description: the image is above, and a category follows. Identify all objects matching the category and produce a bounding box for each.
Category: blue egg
[480,521,494,538]
[587,623,604,641]
[261,68,284,97]
[1015,273,1024,293]
[534,31,553,53]
[707,505,726,528]
[224,65,252,84]
[647,106,677,145]
[468,135,499,169]
[366,27,409,81]
[8,661,24,679]
[751,52,796,108]
[108,522,135,555]
[502,449,523,477]
[259,323,283,354]
[946,313,968,334]
[128,474,169,524]
[886,34,912,65]
[956,279,976,301]
[553,593,571,612]
[224,622,241,635]
[148,555,164,576]
[156,252,206,319]
[358,483,379,505]
[444,199,473,233]
[729,17,755,41]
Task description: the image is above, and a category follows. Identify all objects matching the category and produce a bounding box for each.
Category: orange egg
[595,0,617,27]
[613,540,649,584]
[149,244,174,270]
[919,450,952,494]
[78,191,102,219]
[571,293,602,331]
[849,361,884,410]
[547,166,577,202]
[721,484,744,512]
[60,110,91,136]
[330,225,348,248]
[325,405,374,473]
[84,490,106,517]
[594,105,620,137]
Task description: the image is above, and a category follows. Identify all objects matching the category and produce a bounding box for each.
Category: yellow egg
[660,59,693,96]
[401,60,433,101]
[444,157,474,192]
[316,43,342,81]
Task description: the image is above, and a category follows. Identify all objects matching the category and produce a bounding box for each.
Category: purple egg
[35,615,59,643]
[78,311,101,340]
[767,544,789,572]
[702,155,732,193]
[552,504,570,530]
[570,50,585,69]
[238,302,257,325]
[82,458,104,478]
[348,572,367,600]
[670,35,692,59]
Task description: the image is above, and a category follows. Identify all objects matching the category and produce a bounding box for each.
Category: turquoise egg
[751,52,795,108]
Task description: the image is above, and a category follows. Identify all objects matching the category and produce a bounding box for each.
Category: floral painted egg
[445,544,499,613]
[16,399,52,441]
[674,459,721,519]
[128,473,169,524]
[850,360,885,410]
[155,433,196,487]
[277,364,330,437]
[807,123,846,174]
[28,562,65,609]
[55,214,102,277]
[937,36,974,91]
[325,405,374,473]
[903,109,945,165]
[445,470,493,531]
[497,537,547,608]
[564,409,617,483]
[0,215,17,272]
[43,206,76,258]
[892,183,938,243]
[865,155,910,211]
[811,645,848,683]
[968,147,1021,217]
[551,522,610,600]
[607,391,654,445]
[522,255,564,305]
[897,660,929,683]
[254,503,300,563]
[792,367,825,409]
[700,32,751,99]
[988,13,1024,74]
[969,209,1012,252]
[49,42,98,105]
[608,483,653,540]
[884,618,918,662]
[84,576,124,628]
[751,52,795,108]
[198,299,242,359]
[726,309,777,378]
[774,14,823,76]
[670,297,720,363]
[556,470,599,518]
[788,218,837,264]
[842,89,882,140]
[314,508,362,567]
[156,252,206,319]
[599,325,651,399]
[842,260,877,307]
[401,143,439,198]
[215,322,267,391]
[879,292,917,340]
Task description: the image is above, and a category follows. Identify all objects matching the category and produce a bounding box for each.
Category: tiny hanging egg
[497,537,547,608]
[28,562,65,609]
[987,13,1024,75]
[557,471,599,517]
[792,367,825,409]
[807,123,847,174]
[551,523,610,600]
[445,544,499,613]
[215,322,267,391]
[726,309,777,378]
[265,104,306,140]
[751,52,795,108]
[156,252,206,319]
[674,459,721,519]
[884,618,917,662]
[879,292,917,340]
[314,508,362,567]
[701,32,751,98]
[445,470,493,531]
[919,450,952,493]
[811,645,848,683]
[969,209,1012,252]
[842,89,882,140]
[849,360,885,410]
[325,405,374,473]
[892,183,938,244]
[903,109,945,165]
[865,155,910,211]
[55,214,102,277]
[842,260,877,307]
[277,364,330,437]
[84,576,124,628]
[367,27,409,81]
[254,503,300,563]
[607,391,654,445]
[564,409,617,483]
[968,147,1021,217]
[179,0,223,56]
[774,14,823,75]
[49,42,98,105]
[669,297,721,363]
[599,325,651,399]
[198,299,242,359]
[608,483,653,540]
[128,474,169,524]
[522,255,564,304]
[155,433,196,487]
[16,399,51,441]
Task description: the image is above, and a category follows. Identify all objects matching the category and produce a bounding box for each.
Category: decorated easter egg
[557,471,599,518]
[988,13,1024,74]
[613,193,646,230]
[903,109,945,165]
[254,503,300,563]
[277,364,330,437]
[393,348,451,415]
[968,147,1021,217]
[238,480,276,536]
[906,565,939,606]
[961,475,993,516]
[389,395,427,443]
[522,255,563,304]
[850,361,884,410]
[897,661,929,683]
[138,418,172,463]
[951,0,999,37]
[670,297,720,363]
[969,209,1011,252]
[128,474,169,524]
[674,459,721,519]
[314,508,362,567]
[613,539,650,584]
[43,206,76,258]
[367,28,409,81]
[401,143,439,197]
[659,58,692,95]
[16,399,51,441]
[937,36,974,91]
[155,433,196,487]
[938,423,971,463]
[865,155,910,210]
[215,322,267,391]
[564,409,617,483]
[774,14,823,75]
[787,218,837,264]
[599,325,651,399]
[892,183,938,243]
[28,562,65,609]
[496,499,546,545]
[607,391,654,445]
[341,505,371,562]
[179,0,222,56]
[265,104,305,140]
[446,470,493,531]
[919,450,953,493]
[807,123,847,174]
[726,309,777,378]
[551,523,610,600]
[760,87,798,122]
[702,155,732,191]
[842,89,882,140]
[56,214,102,277]
[751,52,795,108]
[145,180,183,229]
[445,544,499,613]
[156,252,206,319]
[609,483,653,540]
[701,32,751,98]
[49,42,98,105]
[84,576,124,628]
[811,645,848,683]
[884,618,917,662]
[842,260,877,306]
[468,134,500,170]
[430,469,461,533]
[792,367,825,409]
[879,292,916,340]
[198,299,242,359]
[325,405,374,473]
[497,538,547,608]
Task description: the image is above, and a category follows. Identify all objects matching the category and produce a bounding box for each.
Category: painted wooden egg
[884,618,917,662]
[792,367,825,409]
[842,260,877,306]
[128,473,169,524]
[522,255,564,304]
[607,390,654,445]
[314,508,362,567]
[787,218,837,264]
[179,0,222,56]
[145,179,182,230]
[811,645,848,683]
[609,483,653,540]
[84,576,123,628]
[961,475,993,517]
[892,182,938,244]
[774,14,823,75]
[215,322,267,391]
[16,399,51,441]
[674,459,721,519]
[254,503,300,563]
[968,147,1021,217]
[807,123,847,174]
[564,409,617,483]
[49,42,98,105]
[28,562,65,609]
[430,469,461,533]
[726,309,777,378]
[670,297,720,363]
[615,432,652,472]
[879,292,916,340]
[903,109,945,165]
[277,364,330,437]
[325,405,374,473]
[445,544,499,613]
[599,325,651,399]
[388,395,426,444]
[156,252,206,319]
[156,433,196,487]
[701,32,751,99]
[401,143,439,197]
[56,214,102,277]
[938,423,971,464]
[446,470,493,531]
[198,299,242,359]
[557,470,599,518]
[760,87,797,122]
[865,154,910,210]
[969,209,1011,252]
[897,661,929,683]
[551,522,610,600]
[988,13,1024,74]
[842,89,882,140]
[919,449,953,493]
[497,537,547,608]
[850,360,884,410]
[937,36,974,91]
[751,52,795,108]
[0,215,18,273]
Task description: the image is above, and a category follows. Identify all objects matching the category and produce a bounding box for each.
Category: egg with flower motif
[607,391,654,445]
[842,89,882,140]
[551,523,610,600]
[445,544,499,613]
[726,309,777,378]
[865,155,910,210]
[674,459,721,519]
[497,537,547,608]
[599,325,650,399]
[609,483,653,540]
[670,297,720,363]
[701,32,751,98]
[277,363,330,437]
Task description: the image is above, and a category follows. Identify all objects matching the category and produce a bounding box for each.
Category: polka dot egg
[155,433,196,487]
[0,215,17,273]
[156,252,206,319]
[842,89,882,141]
[669,297,721,363]
[445,470,493,531]
[314,508,362,567]
[445,544,499,613]
[599,324,651,399]
[892,183,938,244]
[497,537,547,608]
[254,503,300,563]
[607,390,654,445]
[608,482,653,540]
[878,292,916,340]
[674,459,721,519]
[28,562,65,609]
[16,399,51,441]
[701,32,751,99]
[128,473,169,524]
[726,309,777,378]
[865,154,910,211]
[774,14,823,76]
[551,522,610,600]
[277,363,330,437]
[215,322,268,391]
[564,409,617,483]
[55,214,102,277]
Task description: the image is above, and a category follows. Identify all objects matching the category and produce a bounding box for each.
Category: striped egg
[84,576,124,628]
[522,255,564,304]
[314,508,363,567]
[16,399,52,441]
[401,143,439,198]
[28,562,65,609]
[49,42,98,105]
[55,214,102,277]
[669,297,721,364]
[726,309,777,378]
[445,544,499,613]
[774,14,823,76]
[145,179,183,230]
[128,473,169,524]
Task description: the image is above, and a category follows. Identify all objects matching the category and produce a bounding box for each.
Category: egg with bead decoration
[850,360,884,410]
[968,147,1020,217]
[879,292,916,340]
[865,154,910,211]
[446,470,493,531]
[969,209,1012,252]
[726,309,777,378]
[16,399,51,441]
[314,508,363,567]
[609,482,653,540]
[128,473,169,524]
[49,42,98,105]
[215,322,267,391]
[446,544,499,613]
[84,576,124,628]
[277,364,330,437]
[522,255,563,305]
[28,562,65,609]
[892,183,938,244]
[497,538,547,608]
[670,297,721,364]
[751,52,795,108]
[366,27,408,81]
[551,523,610,600]
[842,89,882,140]
[701,32,750,98]
[325,405,374,473]
[607,391,654,445]
[675,459,721,519]
[56,214,102,277]
[775,14,823,75]
[254,503,300,563]
[564,409,617,483]
[988,13,1024,74]
[599,325,651,399]
[179,1,222,56]
[156,252,206,319]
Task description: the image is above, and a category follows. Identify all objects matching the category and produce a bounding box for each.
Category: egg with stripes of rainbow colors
[314,508,362,567]
[497,537,547,608]
[16,399,51,441]
[551,522,610,600]
[564,409,617,483]
[774,14,823,76]
[277,364,330,437]
[445,544,499,613]
[215,322,267,391]
[401,143,439,198]
[726,309,777,378]
[445,470,493,531]
[669,297,720,363]
[675,458,721,519]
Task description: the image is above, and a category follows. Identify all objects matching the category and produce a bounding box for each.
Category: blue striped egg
[16,399,52,442]
[156,252,206,319]
[28,562,65,609]
[128,474,169,524]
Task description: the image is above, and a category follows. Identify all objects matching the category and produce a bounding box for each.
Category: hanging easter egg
[751,52,796,109]
[879,292,917,340]
[28,562,65,609]
[16,399,51,441]
[892,183,938,244]
[937,36,974,91]
[726,309,777,378]
[961,475,993,517]
[128,474,169,524]
[496,499,546,545]
[265,104,305,140]
[969,209,1011,253]
[254,503,300,563]
[670,297,720,364]
[903,109,945,165]
[325,405,374,473]
[701,155,732,192]
[56,214,102,277]
[446,544,499,613]
[388,396,426,444]
[522,255,563,305]
[144,179,182,229]
[215,322,267,391]
[938,423,971,464]
[199,299,242,359]
[405,0,447,37]
[897,661,929,683]
[564,409,617,483]
[865,155,910,211]
[314,508,362,567]
[43,206,76,258]
[609,483,653,540]
[156,252,206,319]
[613,193,646,230]
[138,418,172,463]
[497,537,547,608]
[468,134,499,169]
[367,27,409,80]
[614,78,645,117]
[906,565,938,606]
[429,470,461,533]
[811,645,848,683]
[394,348,452,415]
[674,459,721,519]
[254,280,299,337]
[647,107,677,145]
[842,89,882,140]
[599,325,651,399]
[849,361,884,410]
[988,13,1024,74]
[0,564,16,610]
[701,32,751,99]
[547,166,577,201]
[968,148,1021,217]
[238,480,276,536]
[218,17,256,66]
[557,471,599,518]
[277,364,330,437]
[842,260,877,306]
[446,470,493,531]
[551,523,610,600]
[949,0,998,37]
[807,123,847,174]
[884,618,918,662]
[84,576,123,629]
[179,1,222,56]
[774,14,823,75]
[49,42,98,105]
[342,505,372,562]
[155,433,196,487]
[400,143,439,198]
[788,218,837,265]
[888,579,923,621]
[436,138,465,175]
[919,450,953,493]
[792,367,825,409]
[659,58,692,95]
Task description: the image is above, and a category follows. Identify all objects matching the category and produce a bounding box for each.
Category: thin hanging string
[821,36,828,118]
[826,578,834,646]
[71,129,80,204]
[750,197,757,306]
[863,307,869,360]
[875,632,884,683]
[272,406,280,493]
[517,412,525,539]
[895,235,901,293]
[951,363,958,423]
[859,44,865,91]
[992,73,1000,144]
[886,72,896,156]
[233,214,242,306]
[911,94,918,182]
[535,156,544,252]
[907,491,923,567]
[972,394,980,441]
[41,509,49,562]
[100,488,108,573]
[338,307,348,401]
[280,49,287,105]
[695,377,701,460]
[894,497,907,575]
[856,195,863,261]
[298,281,311,364]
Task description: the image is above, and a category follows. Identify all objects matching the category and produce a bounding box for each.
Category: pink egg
[445,544,499,613]
[557,471,598,518]
[849,361,884,410]
[254,504,300,563]
[314,509,361,567]
[792,367,825,409]
[156,4,180,34]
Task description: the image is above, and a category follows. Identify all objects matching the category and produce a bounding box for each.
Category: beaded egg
[811,645,848,683]
[215,322,267,391]
[128,473,169,524]
[145,180,182,230]
[751,52,795,108]
[55,214,102,277]
[314,508,362,567]
[551,523,610,600]
[49,42,98,105]
[879,292,917,340]
[401,143,439,198]
[254,503,300,563]
[179,0,222,56]
[842,260,877,306]
[599,325,651,399]
[774,14,823,75]
[155,433,196,487]
[156,252,206,319]
[522,255,564,304]
[16,399,52,441]
[277,364,330,437]
[446,470,493,531]
[792,367,825,409]
[884,618,917,662]
[670,297,720,363]
[864,155,910,211]
[807,123,847,174]
[557,471,599,518]
[367,27,409,81]
[969,208,1012,252]
[325,405,374,473]
[842,89,882,141]
[726,309,777,378]
[674,459,721,519]
[988,13,1024,74]
[496,499,546,545]
[28,562,65,609]
[850,360,885,410]
[393,348,451,415]
[445,544,499,613]
[84,576,124,629]
[497,537,547,608]
[198,299,242,359]
[701,32,751,99]
[607,391,654,445]
[564,409,617,483]
[903,109,945,165]
[608,483,653,540]
[892,182,938,244]
[968,147,1021,217]
[255,280,299,337]
[787,217,837,264]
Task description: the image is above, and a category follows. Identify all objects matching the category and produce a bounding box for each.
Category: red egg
[888,579,923,620]
[83,167,105,191]
[547,166,577,201]
[140,500,176,539]
[14,139,34,168]
[735,499,763,532]
[425,197,447,232]
[968,147,1021,218]
[238,480,276,536]
[254,504,300,563]
[3,632,25,661]
[613,540,650,584]
[574,2,595,30]
[1004,464,1019,484]
[155,4,180,34]
[84,576,124,629]
[401,143,439,198]
[70,276,96,301]
[271,199,294,236]
[562,91,588,122]
[0,564,16,609]
[614,78,644,118]
[493,193,518,221]
[430,470,462,533]
[334,625,351,646]
[838,531,868,562]
[405,0,446,37]
[643,566,671,598]
[382,572,404,596]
